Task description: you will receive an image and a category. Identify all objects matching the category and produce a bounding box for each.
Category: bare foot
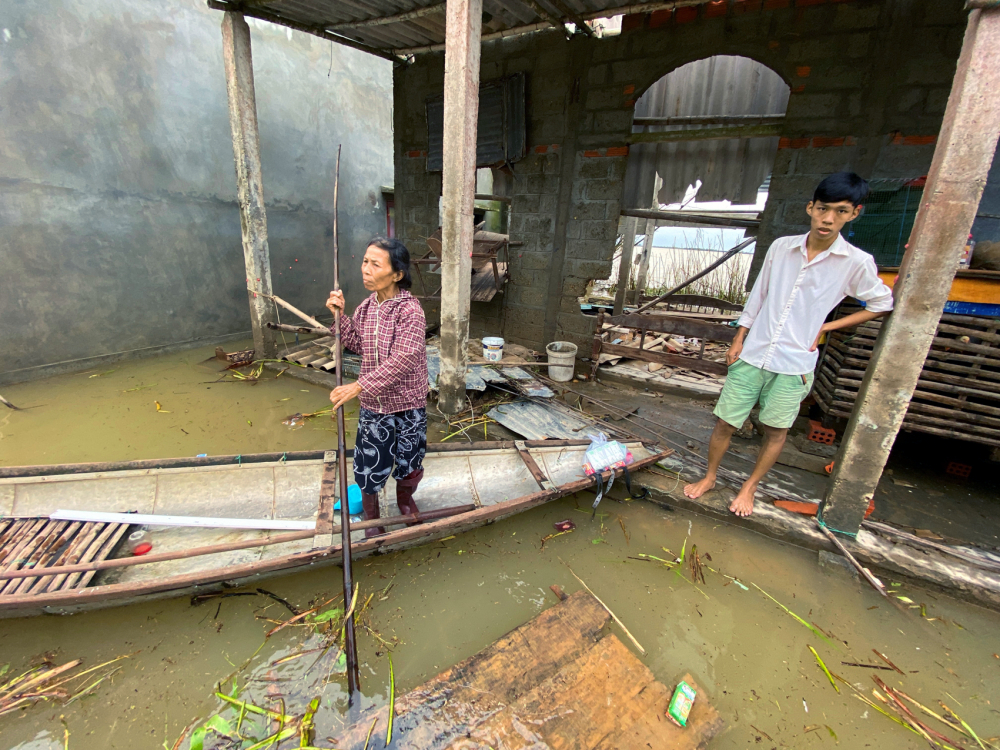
[683,476,716,499]
[729,485,756,516]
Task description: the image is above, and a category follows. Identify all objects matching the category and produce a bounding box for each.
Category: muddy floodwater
[1,346,999,749]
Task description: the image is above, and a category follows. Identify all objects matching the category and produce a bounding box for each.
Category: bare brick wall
[393,0,966,355]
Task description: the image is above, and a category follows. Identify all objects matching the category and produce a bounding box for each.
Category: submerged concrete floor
[573,377,1000,554]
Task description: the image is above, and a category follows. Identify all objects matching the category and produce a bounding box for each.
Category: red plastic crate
[806,419,836,445]
[946,462,972,479]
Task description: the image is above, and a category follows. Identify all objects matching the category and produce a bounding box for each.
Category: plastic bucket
[546,341,578,382]
[333,483,363,515]
[483,337,505,362]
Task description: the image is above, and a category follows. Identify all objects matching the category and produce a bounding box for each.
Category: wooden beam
[613,217,639,316]
[598,342,728,376]
[221,12,278,359]
[633,114,785,127]
[603,313,737,343]
[819,6,1000,536]
[474,192,513,204]
[619,207,759,229]
[437,0,483,415]
[626,123,783,144]
[631,175,661,304]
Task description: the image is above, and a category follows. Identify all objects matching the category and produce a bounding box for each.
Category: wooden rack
[815,306,1000,448]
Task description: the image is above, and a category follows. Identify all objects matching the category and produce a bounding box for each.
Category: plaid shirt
[337,289,428,414]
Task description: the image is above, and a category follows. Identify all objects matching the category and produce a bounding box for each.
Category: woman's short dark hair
[368,236,412,289]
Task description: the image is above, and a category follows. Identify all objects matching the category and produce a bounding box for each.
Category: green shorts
[714,359,814,430]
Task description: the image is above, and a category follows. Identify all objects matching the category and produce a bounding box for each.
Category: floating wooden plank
[331,591,723,748]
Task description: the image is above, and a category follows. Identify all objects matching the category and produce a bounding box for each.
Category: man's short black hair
[368,236,412,289]
[812,172,869,207]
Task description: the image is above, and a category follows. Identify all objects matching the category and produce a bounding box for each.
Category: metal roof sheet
[206,1,715,59]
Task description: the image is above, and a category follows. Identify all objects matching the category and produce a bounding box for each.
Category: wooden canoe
[0,440,669,618]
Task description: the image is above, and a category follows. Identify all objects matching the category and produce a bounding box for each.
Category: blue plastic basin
[333,483,363,516]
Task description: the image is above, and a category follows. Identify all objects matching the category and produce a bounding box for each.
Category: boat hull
[0,441,669,618]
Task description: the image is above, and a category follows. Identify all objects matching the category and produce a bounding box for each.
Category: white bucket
[483,337,504,362]
[546,341,578,382]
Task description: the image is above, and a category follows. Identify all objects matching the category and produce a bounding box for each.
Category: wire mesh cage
[844,177,926,267]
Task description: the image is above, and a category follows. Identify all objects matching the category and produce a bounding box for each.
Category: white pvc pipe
[49,510,316,531]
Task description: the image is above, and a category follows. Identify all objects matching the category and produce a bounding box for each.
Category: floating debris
[751,583,836,647]
[386,654,396,746]
[0,654,132,717]
[808,646,839,693]
[872,648,905,675]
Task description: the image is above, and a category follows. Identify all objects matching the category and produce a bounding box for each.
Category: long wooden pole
[613,217,639,316]
[270,294,326,329]
[221,12,278,358]
[329,145,361,700]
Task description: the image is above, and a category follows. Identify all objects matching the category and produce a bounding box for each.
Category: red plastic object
[806,419,836,445]
[132,543,153,556]
[946,462,972,479]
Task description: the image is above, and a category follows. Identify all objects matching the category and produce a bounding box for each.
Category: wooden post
[437,0,483,415]
[613,217,639,316]
[221,12,278,359]
[819,7,1000,537]
[631,175,662,305]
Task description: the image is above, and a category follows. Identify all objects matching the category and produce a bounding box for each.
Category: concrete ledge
[639,470,1000,612]
[0,331,253,387]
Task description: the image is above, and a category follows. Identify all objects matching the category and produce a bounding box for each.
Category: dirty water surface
[2,497,998,749]
[1,346,999,748]
[0,340,352,467]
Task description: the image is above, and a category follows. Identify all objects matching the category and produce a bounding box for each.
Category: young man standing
[684,172,894,516]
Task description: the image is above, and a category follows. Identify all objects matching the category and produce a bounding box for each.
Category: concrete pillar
[613,217,639,315]
[437,0,482,415]
[221,12,277,358]
[819,7,1000,536]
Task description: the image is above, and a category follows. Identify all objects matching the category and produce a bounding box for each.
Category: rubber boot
[395,469,424,525]
[361,492,385,538]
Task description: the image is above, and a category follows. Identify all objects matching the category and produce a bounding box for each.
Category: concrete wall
[0,0,393,384]
[392,0,966,354]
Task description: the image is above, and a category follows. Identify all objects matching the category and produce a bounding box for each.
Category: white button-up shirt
[737,233,894,375]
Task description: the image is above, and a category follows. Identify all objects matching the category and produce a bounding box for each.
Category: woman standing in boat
[326,237,428,537]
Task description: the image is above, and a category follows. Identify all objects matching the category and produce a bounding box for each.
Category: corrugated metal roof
[207,1,716,58]
[622,55,790,207]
